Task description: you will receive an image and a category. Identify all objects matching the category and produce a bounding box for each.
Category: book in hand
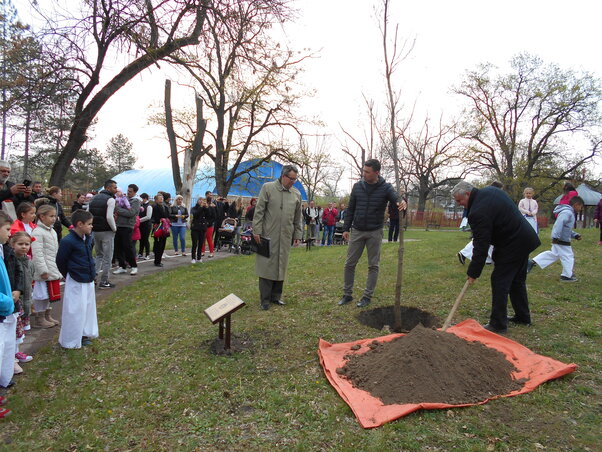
[250,236,271,258]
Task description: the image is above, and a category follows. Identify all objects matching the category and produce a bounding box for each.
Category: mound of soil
[336,325,524,405]
[357,306,439,332]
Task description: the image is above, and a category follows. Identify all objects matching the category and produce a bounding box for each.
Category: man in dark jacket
[452,181,541,333]
[338,159,406,308]
[89,180,118,289]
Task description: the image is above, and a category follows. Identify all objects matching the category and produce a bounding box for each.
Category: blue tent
[111,159,307,204]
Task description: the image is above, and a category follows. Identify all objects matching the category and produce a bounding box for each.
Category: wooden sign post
[204,294,246,351]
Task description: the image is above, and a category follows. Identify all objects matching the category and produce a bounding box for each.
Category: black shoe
[98,281,115,290]
[560,275,578,282]
[457,252,466,265]
[483,323,507,334]
[81,336,92,346]
[338,295,352,306]
[356,297,371,308]
[271,299,285,306]
[508,316,532,326]
[2,380,15,389]
[526,259,535,273]
[154,263,164,267]
[260,303,270,311]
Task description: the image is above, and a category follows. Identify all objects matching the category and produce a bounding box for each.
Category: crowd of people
[0,159,268,418]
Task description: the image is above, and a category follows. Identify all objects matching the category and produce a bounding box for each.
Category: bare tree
[170,0,309,197]
[400,115,465,212]
[163,79,211,209]
[285,134,342,201]
[455,53,602,200]
[27,0,211,186]
[339,94,378,179]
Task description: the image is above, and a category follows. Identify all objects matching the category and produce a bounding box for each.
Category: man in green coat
[253,165,303,310]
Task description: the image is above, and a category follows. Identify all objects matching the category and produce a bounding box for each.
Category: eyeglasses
[284,174,298,182]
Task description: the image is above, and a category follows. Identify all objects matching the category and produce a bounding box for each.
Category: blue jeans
[322,225,335,245]
[171,225,186,252]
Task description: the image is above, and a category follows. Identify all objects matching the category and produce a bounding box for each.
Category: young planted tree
[26,0,211,187]
[455,53,602,200]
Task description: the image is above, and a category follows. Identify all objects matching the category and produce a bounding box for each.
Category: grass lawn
[2,229,600,450]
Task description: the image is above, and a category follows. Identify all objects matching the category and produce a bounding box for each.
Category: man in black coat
[452,181,541,333]
[338,159,406,308]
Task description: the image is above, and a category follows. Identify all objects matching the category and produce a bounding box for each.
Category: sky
[12,0,602,186]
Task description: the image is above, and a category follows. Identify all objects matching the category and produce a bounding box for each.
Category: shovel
[441,279,471,331]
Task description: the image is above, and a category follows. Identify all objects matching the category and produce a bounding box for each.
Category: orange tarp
[318,319,577,429]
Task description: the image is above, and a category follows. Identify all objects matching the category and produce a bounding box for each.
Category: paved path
[20,249,234,356]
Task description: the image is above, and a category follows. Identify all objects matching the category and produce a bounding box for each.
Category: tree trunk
[393,214,405,332]
[48,3,209,187]
[165,79,182,193]
[181,94,207,209]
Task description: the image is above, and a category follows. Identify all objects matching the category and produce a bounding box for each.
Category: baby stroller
[333,221,346,245]
[240,225,254,255]
[216,217,237,252]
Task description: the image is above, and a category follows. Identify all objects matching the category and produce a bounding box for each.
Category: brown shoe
[37,312,54,329]
[45,310,60,326]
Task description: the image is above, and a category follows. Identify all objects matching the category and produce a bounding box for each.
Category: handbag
[153,218,172,238]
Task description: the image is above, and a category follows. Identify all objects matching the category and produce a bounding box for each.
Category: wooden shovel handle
[442,280,471,331]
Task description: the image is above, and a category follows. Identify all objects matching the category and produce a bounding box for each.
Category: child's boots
[34,312,54,329]
[44,309,60,326]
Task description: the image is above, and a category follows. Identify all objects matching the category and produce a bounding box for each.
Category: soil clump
[337,324,524,405]
[357,306,439,332]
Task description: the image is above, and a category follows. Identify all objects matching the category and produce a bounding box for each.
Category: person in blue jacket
[56,209,98,349]
[0,211,18,402]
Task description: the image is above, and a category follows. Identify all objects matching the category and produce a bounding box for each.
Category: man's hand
[575,234,582,241]
[10,183,27,195]
[342,231,350,241]
[397,200,407,211]
[253,234,261,244]
[293,239,300,247]
[467,277,477,285]
[12,291,20,302]
[24,186,32,196]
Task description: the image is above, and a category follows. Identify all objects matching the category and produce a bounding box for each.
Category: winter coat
[190,205,212,231]
[169,204,189,225]
[31,221,61,281]
[466,186,541,279]
[41,195,71,236]
[15,255,34,314]
[252,180,303,281]
[559,190,578,205]
[322,208,338,227]
[0,257,14,319]
[116,196,141,229]
[56,230,96,283]
[551,204,580,244]
[344,176,399,232]
[131,216,141,241]
[0,244,24,319]
[151,203,170,225]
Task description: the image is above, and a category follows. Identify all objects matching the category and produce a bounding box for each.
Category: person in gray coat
[113,184,141,276]
[252,165,303,310]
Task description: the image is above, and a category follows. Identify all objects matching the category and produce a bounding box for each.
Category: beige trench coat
[253,180,303,281]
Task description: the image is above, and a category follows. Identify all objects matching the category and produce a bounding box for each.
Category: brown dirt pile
[336,324,525,405]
